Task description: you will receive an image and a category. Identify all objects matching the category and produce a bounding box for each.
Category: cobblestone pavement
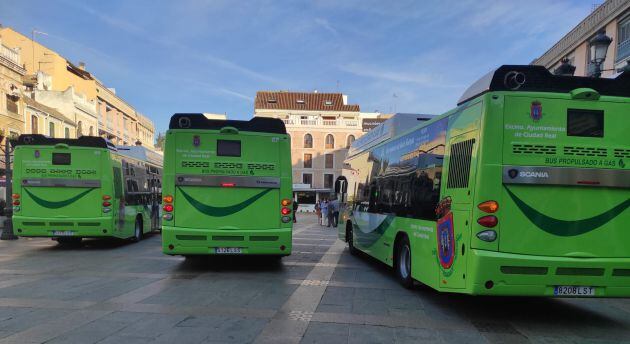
[0,214,629,343]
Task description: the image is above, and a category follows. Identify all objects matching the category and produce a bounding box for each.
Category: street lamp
[553,57,576,76]
[589,31,613,78]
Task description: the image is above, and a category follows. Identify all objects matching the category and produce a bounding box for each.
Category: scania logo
[519,171,549,178]
[508,169,519,179]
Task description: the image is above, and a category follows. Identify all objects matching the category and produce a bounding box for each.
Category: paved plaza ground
[0,214,629,343]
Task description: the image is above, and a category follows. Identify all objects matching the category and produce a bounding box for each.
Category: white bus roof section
[348,113,434,158]
[116,146,163,167]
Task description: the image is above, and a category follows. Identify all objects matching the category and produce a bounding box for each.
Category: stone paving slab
[0,214,628,343]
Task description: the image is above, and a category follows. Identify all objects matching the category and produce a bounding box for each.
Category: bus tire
[395,235,414,289]
[347,221,358,255]
[133,217,143,242]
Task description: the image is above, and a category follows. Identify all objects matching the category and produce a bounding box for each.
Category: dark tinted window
[217,140,241,157]
[352,118,448,221]
[52,153,71,165]
[567,109,604,137]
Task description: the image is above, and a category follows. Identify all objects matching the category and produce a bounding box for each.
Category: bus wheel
[347,222,357,255]
[133,218,143,242]
[395,235,414,289]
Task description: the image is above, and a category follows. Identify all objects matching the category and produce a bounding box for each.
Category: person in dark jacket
[292,199,299,223]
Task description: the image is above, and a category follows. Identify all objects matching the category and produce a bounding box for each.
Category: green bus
[162,114,293,257]
[12,135,163,244]
[338,65,630,297]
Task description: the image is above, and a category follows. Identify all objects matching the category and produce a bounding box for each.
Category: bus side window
[112,167,123,200]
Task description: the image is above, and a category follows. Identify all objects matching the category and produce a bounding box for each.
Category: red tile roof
[255,91,360,112]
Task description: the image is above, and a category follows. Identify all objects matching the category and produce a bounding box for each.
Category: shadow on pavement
[175,254,286,274]
[348,246,624,331]
[40,230,160,251]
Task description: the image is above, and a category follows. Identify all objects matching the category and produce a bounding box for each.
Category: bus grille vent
[214,162,243,169]
[613,269,630,277]
[446,139,475,189]
[613,149,630,158]
[247,163,276,171]
[563,146,607,157]
[49,222,74,226]
[182,161,210,168]
[250,236,279,241]
[500,266,548,275]
[512,144,556,155]
[556,267,604,276]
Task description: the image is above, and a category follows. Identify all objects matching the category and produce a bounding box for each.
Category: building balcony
[282,117,360,128]
[617,40,630,63]
[1,45,20,65]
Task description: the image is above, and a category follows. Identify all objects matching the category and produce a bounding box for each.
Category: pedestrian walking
[331,198,340,228]
[292,199,299,223]
[327,198,336,228]
[321,199,329,227]
[315,200,322,225]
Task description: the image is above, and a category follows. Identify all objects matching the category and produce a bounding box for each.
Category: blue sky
[1,0,592,136]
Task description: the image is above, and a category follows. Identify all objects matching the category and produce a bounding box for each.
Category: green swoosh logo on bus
[24,188,95,209]
[505,187,630,236]
[178,187,272,217]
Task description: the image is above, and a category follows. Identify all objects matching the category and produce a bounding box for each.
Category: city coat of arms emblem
[436,211,455,270]
[530,101,542,121]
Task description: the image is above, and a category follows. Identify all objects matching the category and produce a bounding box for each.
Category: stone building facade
[254,91,387,209]
[533,0,630,78]
[0,26,156,148]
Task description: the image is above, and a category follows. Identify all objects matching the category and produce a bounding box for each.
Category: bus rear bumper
[162,225,292,256]
[12,216,114,238]
[468,249,630,297]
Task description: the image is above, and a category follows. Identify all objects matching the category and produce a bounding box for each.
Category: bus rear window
[52,153,71,165]
[217,140,241,157]
[567,109,604,138]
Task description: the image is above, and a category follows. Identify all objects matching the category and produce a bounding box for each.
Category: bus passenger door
[438,131,478,289]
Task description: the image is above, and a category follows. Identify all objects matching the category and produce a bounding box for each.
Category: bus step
[556,267,604,276]
[249,236,279,242]
[176,235,206,241]
[212,235,244,241]
[612,269,630,277]
[500,266,548,275]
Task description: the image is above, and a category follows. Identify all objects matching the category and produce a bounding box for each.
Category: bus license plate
[554,286,595,297]
[215,247,242,254]
[52,230,74,236]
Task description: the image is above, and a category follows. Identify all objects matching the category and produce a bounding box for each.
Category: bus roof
[14,134,115,150]
[169,113,287,134]
[116,145,163,167]
[349,113,434,157]
[458,65,630,105]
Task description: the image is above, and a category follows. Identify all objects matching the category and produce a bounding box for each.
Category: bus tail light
[281,207,291,215]
[12,193,20,199]
[12,200,20,206]
[477,215,498,228]
[163,204,174,212]
[163,195,173,203]
[163,213,173,221]
[476,230,497,242]
[478,200,499,213]
[102,195,111,201]
[281,199,292,206]
[102,201,111,207]
[221,182,236,187]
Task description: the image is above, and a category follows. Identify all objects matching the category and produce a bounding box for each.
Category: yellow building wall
[0,27,96,100]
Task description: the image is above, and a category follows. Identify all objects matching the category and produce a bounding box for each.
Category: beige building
[0,36,26,138]
[533,0,630,77]
[254,91,388,209]
[0,26,156,148]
